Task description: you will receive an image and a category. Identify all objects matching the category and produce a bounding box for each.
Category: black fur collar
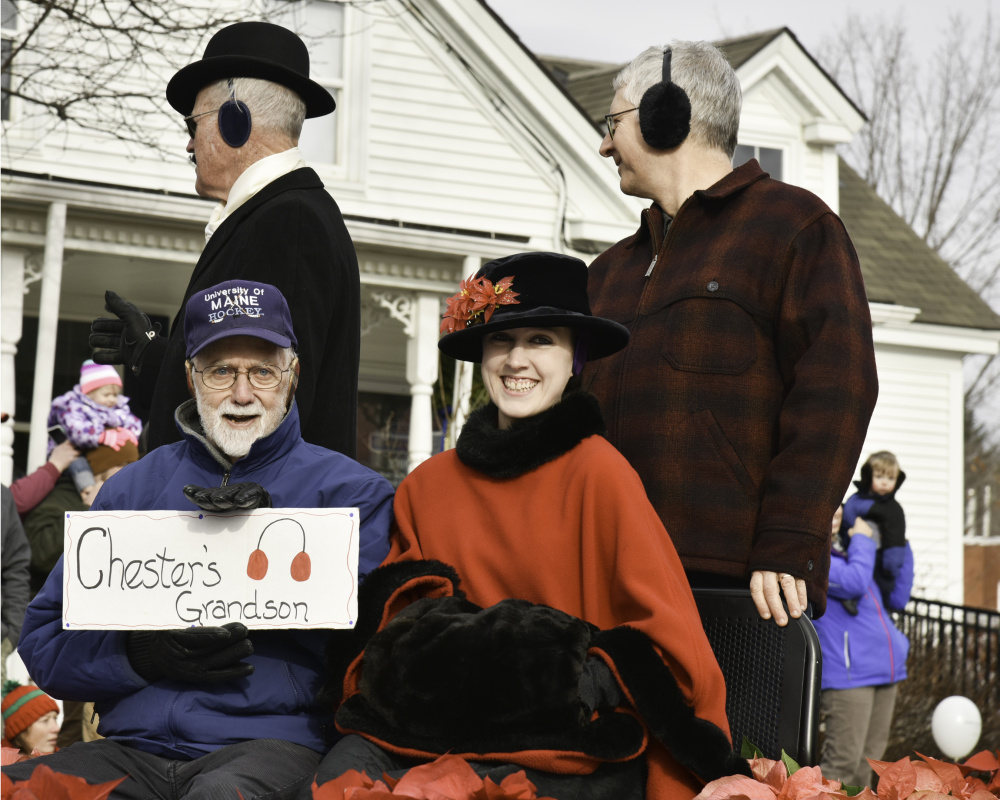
[455,392,606,479]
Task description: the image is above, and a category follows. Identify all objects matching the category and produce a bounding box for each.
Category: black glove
[89,290,161,375]
[126,622,254,683]
[183,483,272,512]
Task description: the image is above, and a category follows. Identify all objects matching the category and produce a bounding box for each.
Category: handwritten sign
[62,508,358,631]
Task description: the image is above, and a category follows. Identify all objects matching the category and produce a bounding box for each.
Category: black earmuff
[218,80,252,148]
[638,47,692,150]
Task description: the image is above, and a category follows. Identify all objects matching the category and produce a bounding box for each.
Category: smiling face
[481,326,575,430]
[191,336,293,462]
[599,89,657,200]
[16,711,59,755]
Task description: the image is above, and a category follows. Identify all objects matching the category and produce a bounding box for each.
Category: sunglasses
[183,106,222,139]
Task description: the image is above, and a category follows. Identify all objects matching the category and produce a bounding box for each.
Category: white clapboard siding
[857,344,965,604]
[355,14,561,244]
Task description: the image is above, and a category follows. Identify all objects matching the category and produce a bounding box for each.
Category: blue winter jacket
[17,400,394,759]
[815,533,913,690]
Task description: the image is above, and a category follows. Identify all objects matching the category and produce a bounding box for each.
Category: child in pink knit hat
[46,360,143,494]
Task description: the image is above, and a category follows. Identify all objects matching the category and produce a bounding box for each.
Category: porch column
[406,293,442,472]
[446,255,481,448]
[27,201,67,473]
[0,248,27,484]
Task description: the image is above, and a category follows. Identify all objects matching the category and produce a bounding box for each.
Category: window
[1,0,15,121]
[734,144,783,181]
[268,0,345,166]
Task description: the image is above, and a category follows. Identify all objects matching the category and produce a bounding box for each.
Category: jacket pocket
[661,297,756,375]
[696,409,756,496]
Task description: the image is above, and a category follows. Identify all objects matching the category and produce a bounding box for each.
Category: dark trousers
[2,738,320,800]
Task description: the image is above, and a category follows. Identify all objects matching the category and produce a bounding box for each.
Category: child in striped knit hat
[1,681,59,758]
[46,360,143,495]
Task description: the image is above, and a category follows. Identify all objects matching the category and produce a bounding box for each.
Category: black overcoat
[138,167,360,457]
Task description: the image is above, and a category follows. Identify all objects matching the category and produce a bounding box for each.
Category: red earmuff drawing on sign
[247,518,311,582]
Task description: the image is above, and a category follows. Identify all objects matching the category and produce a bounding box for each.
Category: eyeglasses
[604,107,638,140]
[183,106,222,139]
[192,364,291,391]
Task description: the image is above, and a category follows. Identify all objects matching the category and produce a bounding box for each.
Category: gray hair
[201,77,306,145]
[614,41,742,158]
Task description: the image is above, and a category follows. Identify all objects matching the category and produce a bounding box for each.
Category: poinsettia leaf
[850,789,878,800]
[839,783,866,797]
[692,773,777,799]
[959,749,1000,773]
[392,754,488,800]
[741,737,765,760]
[493,276,515,293]
[967,789,998,800]
[875,757,916,800]
[749,757,786,789]
[780,750,801,776]
[1,747,25,766]
[913,752,965,793]
[494,770,544,799]
[778,764,848,799]
[312,770,375,798]
[15,765,126,800]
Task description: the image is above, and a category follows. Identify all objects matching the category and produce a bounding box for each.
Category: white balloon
[931,696,982,760]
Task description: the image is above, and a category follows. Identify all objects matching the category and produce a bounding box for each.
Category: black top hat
[166,22,336,118]
[438,252,630,363]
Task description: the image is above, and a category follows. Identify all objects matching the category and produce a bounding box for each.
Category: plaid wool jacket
[582,160,878,616]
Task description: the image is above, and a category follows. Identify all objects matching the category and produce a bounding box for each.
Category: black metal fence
[885,597,999,760]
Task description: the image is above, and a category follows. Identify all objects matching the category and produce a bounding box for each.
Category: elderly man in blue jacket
[4,280,394,799]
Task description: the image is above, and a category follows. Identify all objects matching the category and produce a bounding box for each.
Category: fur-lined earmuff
[638,47,691,150]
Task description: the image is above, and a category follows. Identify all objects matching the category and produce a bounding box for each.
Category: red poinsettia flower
[0,764,125,800]
[311,754,554,800]
[440,276,520,333]
[441,277,479,335]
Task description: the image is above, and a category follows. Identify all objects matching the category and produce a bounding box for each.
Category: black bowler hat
[166,21,336,118]
[438,252,630,363]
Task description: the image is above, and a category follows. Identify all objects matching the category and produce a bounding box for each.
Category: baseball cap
[184,280,297,357]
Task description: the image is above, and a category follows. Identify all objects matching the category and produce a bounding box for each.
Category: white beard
[196,392,287,460]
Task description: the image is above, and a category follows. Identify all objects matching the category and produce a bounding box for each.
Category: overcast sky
[485,0,996,67]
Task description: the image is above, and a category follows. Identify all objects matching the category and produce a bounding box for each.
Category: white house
[3,5,997,603]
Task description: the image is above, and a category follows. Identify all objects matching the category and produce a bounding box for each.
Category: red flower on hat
[440,276,520,334]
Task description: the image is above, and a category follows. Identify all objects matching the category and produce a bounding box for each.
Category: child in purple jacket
[46,361,142,494]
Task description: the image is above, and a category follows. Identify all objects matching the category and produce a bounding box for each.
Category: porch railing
[885,597,999,760]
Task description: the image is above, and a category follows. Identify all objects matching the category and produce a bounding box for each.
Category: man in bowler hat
[90,21,361,458]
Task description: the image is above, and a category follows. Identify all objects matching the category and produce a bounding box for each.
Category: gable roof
[536,31,1000,331]
[837,158,1000,329]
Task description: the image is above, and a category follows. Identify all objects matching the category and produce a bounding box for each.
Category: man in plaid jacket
[583,41,877,622]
